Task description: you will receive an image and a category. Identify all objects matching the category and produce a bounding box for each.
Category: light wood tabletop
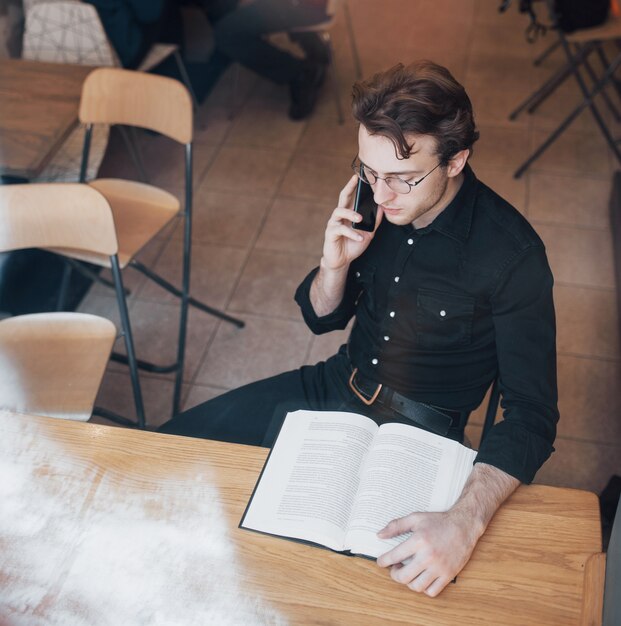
[0,410,602,625]
[0,59,94,179]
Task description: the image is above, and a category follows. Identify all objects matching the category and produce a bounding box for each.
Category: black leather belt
[348,368,459,437]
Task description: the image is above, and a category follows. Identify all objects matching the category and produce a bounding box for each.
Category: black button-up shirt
[295,165,558,484]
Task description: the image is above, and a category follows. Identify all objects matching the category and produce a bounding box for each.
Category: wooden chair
[0,313,115,421]
[57,67,243,421]
[0,183,141,424]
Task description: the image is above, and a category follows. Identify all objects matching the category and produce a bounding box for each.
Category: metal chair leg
[533,39,561,67]
[323,33,344,125]
[514,47,621,178]
[129,260,245,327]
[343,0,362,79]
[173,48,200,112]
[56,262,72,312]
[111,255,146,429]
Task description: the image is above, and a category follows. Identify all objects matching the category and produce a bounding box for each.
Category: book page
[345,423,477,558]
[241,410,378,552]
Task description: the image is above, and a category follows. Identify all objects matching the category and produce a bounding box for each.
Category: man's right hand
[310,175,382,317]
[321,174,383,272]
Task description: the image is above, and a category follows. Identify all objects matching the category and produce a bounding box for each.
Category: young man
[160,60,559,596]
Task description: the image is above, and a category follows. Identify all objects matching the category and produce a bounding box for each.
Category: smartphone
[352,170,377,232]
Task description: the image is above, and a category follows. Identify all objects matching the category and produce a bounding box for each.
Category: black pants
[158,347,468,447]
[195,0,329,99]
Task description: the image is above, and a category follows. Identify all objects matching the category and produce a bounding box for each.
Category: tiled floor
[82,0,621,493]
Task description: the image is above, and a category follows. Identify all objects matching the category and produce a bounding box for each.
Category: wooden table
[0,59,94,179]
[0,410,602,625]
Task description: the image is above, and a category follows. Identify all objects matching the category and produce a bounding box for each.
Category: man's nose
[373,178,396,206]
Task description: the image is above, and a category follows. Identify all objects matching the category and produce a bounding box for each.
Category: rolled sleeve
[294,267,359,335]
[474,245,559,483]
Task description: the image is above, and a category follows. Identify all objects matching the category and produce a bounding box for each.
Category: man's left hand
[376,508,481,597]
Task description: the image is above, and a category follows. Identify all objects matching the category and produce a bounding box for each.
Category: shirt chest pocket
[416,289,475,349]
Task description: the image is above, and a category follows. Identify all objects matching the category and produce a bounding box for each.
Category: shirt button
[440,310,447,317]
[407,238,414,245]
[383,336,390,341]
[394,276,400,283]
[355,271,360,278]
[371,358,378,365]
[389,311,396,318]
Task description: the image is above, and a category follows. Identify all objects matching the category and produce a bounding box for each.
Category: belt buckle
[349,368,382,406]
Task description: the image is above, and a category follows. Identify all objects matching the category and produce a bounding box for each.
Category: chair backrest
[79,67,193,144]
[603,496,621,625]
[0,183,118,256]
[22,0,118,66]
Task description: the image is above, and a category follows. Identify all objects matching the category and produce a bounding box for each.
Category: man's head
[352,60,479,166]
[350,61,479,228]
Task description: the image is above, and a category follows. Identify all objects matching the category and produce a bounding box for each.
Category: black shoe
[288,62,326,121]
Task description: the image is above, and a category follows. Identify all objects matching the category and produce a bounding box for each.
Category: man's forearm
[451,462,520,538]
[308,260,349,317]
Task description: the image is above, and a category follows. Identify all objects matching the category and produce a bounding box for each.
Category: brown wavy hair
[352,61,479,166]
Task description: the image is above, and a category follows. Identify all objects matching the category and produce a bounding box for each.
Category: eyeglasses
[351,156,442,195]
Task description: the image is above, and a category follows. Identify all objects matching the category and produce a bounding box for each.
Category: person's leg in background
[211,0,330,119]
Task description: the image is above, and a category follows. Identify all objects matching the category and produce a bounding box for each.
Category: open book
[240,410,477,559]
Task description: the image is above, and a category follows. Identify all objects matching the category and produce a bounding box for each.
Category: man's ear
[446,149,470,178]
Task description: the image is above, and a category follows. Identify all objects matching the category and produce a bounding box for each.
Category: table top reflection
[0,410,602,625]
[0,59,93,179]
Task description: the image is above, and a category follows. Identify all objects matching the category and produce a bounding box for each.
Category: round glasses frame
[351,157,442,195]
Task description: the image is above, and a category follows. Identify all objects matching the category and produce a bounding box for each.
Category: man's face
[357,125,457,228]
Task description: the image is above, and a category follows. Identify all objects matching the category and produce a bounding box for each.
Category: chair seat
[48,179,180,268]
[0,312,116,421]
[567,15,621,44]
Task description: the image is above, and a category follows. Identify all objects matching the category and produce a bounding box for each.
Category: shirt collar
[413,163,477,243]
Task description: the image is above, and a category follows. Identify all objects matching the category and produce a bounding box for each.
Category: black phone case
[352,176,377,232]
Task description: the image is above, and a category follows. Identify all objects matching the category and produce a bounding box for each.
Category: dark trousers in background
[158,347,469,447]
[195,0,329,99]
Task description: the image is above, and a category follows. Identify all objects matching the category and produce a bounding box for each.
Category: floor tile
[466,79,531,129]
[195,315,312,389]
[184,188,272,248]
[474,165,528,214]
[528,173,612,229]
[554,284,619,359]
[202,145,293,195]
[137,239,247,308]
[93,369,178,430]
[112,300,219,383]
[528,127,613,177]
[534,437,621,493]
[255,197,332,256]
[228,249,318,319]
[535,223,615,289]
[305,326,352,365]
[182,384,228,412]
[557,354,621,443]
[225,104,306,151]
[138,134,218,189]
[297,113,359,157]
[279,152,351,202]
[469,124,531,172]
